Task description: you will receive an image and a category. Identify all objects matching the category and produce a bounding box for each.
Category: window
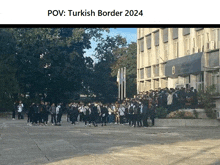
[183,28,190,36]
[146,80,151,91]
[154,31,159,46]
[209,51,219,67]
[140,68,144,79]
[174,41,178,58]
[147,50,151,66]
[154,79,159,90]
[163,28,168,43]
[146,67,151,78]
[155,46,159,64]
[146,34,151,49]
[211,28,216,41]
[164,44,168,61]
[197,35,201,49]
[160,64,165,76]
[161,78,168,89]
[184,38,189,55]
[153,65,159,77]
[139,39,144,52]
[173,28,178,39]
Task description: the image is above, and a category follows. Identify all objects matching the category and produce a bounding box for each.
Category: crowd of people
[12,87,198,127]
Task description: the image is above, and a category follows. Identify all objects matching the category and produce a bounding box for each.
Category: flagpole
[124,67,126,99]
[118,68,120,101]
[121,68,124,101]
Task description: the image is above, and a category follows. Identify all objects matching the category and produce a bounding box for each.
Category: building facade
[137,28,220,93]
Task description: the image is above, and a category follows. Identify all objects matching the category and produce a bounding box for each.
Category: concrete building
[137,28,220,93]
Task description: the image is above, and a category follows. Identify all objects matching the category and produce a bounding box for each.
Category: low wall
[0,112,12,118]
[154,119,220,127]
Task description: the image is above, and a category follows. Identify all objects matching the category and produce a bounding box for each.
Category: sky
[84,28,137,60]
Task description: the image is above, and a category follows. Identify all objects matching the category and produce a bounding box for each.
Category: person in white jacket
[167,90,173,113]
[17,101,24,120]
[56,104,61,125]
[119,104,125,125]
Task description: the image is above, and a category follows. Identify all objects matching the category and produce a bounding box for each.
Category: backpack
[133,107,138,114]
[86,108,90,116]
[129,106,134,114]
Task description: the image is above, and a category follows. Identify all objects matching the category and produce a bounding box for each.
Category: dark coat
[142,105,148,115]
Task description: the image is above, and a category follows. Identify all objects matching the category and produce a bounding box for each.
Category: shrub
[198,85,217,119]
[193,110,199,119]
[167,110,195,119]
[156,107,168,119]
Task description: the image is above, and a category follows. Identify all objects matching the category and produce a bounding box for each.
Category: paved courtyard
[1,116,220,165]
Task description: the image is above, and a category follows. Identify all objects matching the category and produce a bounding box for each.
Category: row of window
[139,64,165,80]
[138,73,204,92]
[138,78,166,91]
[139,28,204,52]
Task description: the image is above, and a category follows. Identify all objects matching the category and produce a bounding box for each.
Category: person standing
[150,97,156,126]
[73,103,79,125]
[69,103,74,124]
[167,91,173,113]
[119,104,125,125]
[101,105,108,126]
[49,103,57,125]
[90,104,98,127]
[27,103,34,126]
[137,102,143,127]
[114,103,120,124]
[142,99,149,127]
[84,104,91,126]
[36,103,41,125]
[17,101,24,120]
[78,104,85,122]
[128,102,134,126]
[66,103,71,122]
[12,102,17,120]
[192,89,198,109]
[33,103,39,125]
[45,102,50,125]
[39,101,46,126]
[180,87,186,109]
[56,103,62,125]
[29,103,35,126]
[132,102,138,127]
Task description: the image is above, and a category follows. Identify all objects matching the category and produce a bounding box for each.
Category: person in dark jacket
[84,104,91,126]
[142,99,149,127]
[173,90,180,111]
[132,102,139,127]
[45,102,50,125]
[49,103,57,125]
[137,103,142,127]
[101,105,108,126]
[150,98,156,126]
[70,103,78,125]
[33,103,39,125]
[128,103,134,126]
[12,102,17,120]
[39,101,47,125]
[192,89,198,109]
[179,87,186,109]
[90,104,98,127]
[28,103,35,125]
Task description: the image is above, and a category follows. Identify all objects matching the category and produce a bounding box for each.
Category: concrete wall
[154,119,220,127]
